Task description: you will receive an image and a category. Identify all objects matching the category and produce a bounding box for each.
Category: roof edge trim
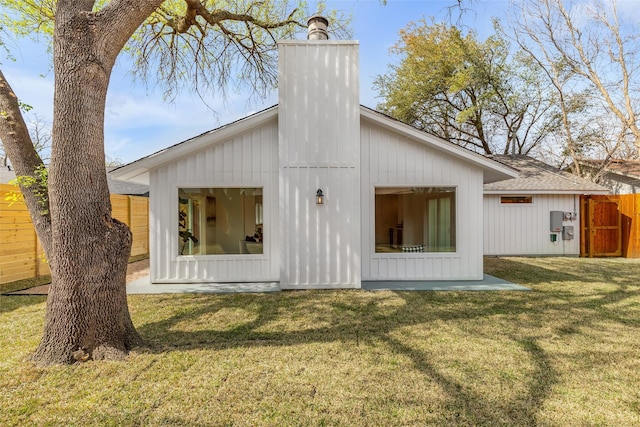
[359,106,518,181]
[111,106,278,183]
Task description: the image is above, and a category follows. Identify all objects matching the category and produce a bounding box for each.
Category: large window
[375,187,456,253]
[178,188,263,255]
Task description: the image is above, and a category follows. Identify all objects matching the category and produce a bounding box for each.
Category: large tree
[374,19,559,156]
[0,0,345,365]
[510,0,640,171]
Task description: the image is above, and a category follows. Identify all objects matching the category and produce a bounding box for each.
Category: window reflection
[375,187,456,253]
[178,188,263,255]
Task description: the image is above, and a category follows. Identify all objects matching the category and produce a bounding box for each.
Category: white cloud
[4,66,55,123]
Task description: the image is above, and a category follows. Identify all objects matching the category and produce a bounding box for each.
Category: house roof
[105,167,149,196]
[111,105,519,185]
[483,155,609,195]
[110,106,280,185]
[0,165,148,196]
[578,158,640,180]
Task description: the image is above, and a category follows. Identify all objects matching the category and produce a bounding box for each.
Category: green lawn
[1,257,640,426]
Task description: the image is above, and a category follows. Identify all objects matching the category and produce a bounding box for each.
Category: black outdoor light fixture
[316,189,324,205]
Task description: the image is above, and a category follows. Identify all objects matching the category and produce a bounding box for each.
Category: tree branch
[0,68,52,256]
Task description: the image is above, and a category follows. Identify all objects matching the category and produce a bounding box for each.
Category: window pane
[375,187,456,253]
[178,188,263,255]
[501,196,532,204]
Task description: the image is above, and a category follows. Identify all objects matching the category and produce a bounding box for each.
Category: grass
[0,254,149,295]
[2,257,640,426]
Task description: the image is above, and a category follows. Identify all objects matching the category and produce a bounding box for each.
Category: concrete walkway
[125,274,529,294]
[362,274,530,291]
[5,274,528,296]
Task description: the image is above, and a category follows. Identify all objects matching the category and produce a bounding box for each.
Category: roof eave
[484,189,611,195]
[110,106,279,185]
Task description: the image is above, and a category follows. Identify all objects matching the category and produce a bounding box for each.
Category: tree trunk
[31,4,143,365]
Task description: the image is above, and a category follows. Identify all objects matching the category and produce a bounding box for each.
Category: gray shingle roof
[484,155,609,194]
[105,167,149,196]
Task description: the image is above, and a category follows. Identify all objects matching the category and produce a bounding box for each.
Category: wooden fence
[580,194,640,258]
[0,184,149,284]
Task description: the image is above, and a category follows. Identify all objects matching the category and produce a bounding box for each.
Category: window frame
[500,195,534,205]
[373,186,458,255]
[176,186,265,258]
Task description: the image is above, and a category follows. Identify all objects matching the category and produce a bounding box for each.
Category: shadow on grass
[0,295,47,315]
[131,257,640,425]
[0,277,50,315]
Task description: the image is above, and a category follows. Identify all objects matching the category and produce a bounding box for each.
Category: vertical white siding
[361,121,485,281]
[483,194,581,255]
[150,119,280,283]
[278,41,361,288]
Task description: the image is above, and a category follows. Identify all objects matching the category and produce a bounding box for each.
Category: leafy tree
[374,19,559,156]
[0,0,347,365]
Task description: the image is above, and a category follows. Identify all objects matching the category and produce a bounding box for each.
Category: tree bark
[4,0,303,364]
[30,0,161,365]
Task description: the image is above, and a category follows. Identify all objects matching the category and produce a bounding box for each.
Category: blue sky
[3,0,507,164]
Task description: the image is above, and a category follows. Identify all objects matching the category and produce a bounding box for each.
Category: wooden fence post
[1,185,149,284]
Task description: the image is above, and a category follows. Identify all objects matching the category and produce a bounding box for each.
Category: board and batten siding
[483,194,581,256]
[360,120,485,280]
[150,119,279,283]
[278,40,361,288]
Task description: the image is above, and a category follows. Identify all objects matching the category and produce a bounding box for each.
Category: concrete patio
[124,274,529,294]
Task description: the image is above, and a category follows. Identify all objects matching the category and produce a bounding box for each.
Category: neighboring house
[111,17,517,289]
[574,159,640,194]
[106,167,149,196]
[483,155,609,256]
[0,165,149,196]
[0,165,15,185]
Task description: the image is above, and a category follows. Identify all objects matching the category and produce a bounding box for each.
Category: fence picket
[0,184,149,284]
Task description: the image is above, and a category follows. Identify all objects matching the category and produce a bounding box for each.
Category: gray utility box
[562,225,574,240]
[550,211,563,232]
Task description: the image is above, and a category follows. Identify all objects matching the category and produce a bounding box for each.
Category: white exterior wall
[483,194,581,256]
[361,121,485,281]
[278,41,361,288]
[149,119,280,283]
[600,174,639,194]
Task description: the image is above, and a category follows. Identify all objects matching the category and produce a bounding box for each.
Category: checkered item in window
[401,245,424,252]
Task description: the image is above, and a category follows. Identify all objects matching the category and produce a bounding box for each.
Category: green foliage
[18,100,32,113]
[375,19,558,155]
[0,0,56,39]
[6,164,49,215]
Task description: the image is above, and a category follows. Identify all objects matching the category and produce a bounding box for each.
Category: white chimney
[278,16,361,289]
[307,14,329,40]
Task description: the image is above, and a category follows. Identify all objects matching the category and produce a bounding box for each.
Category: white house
[111,16,517,289]
[575,159,640,194]
[483,155,609,256]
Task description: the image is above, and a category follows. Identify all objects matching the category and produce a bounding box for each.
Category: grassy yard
[1,257,640,426]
